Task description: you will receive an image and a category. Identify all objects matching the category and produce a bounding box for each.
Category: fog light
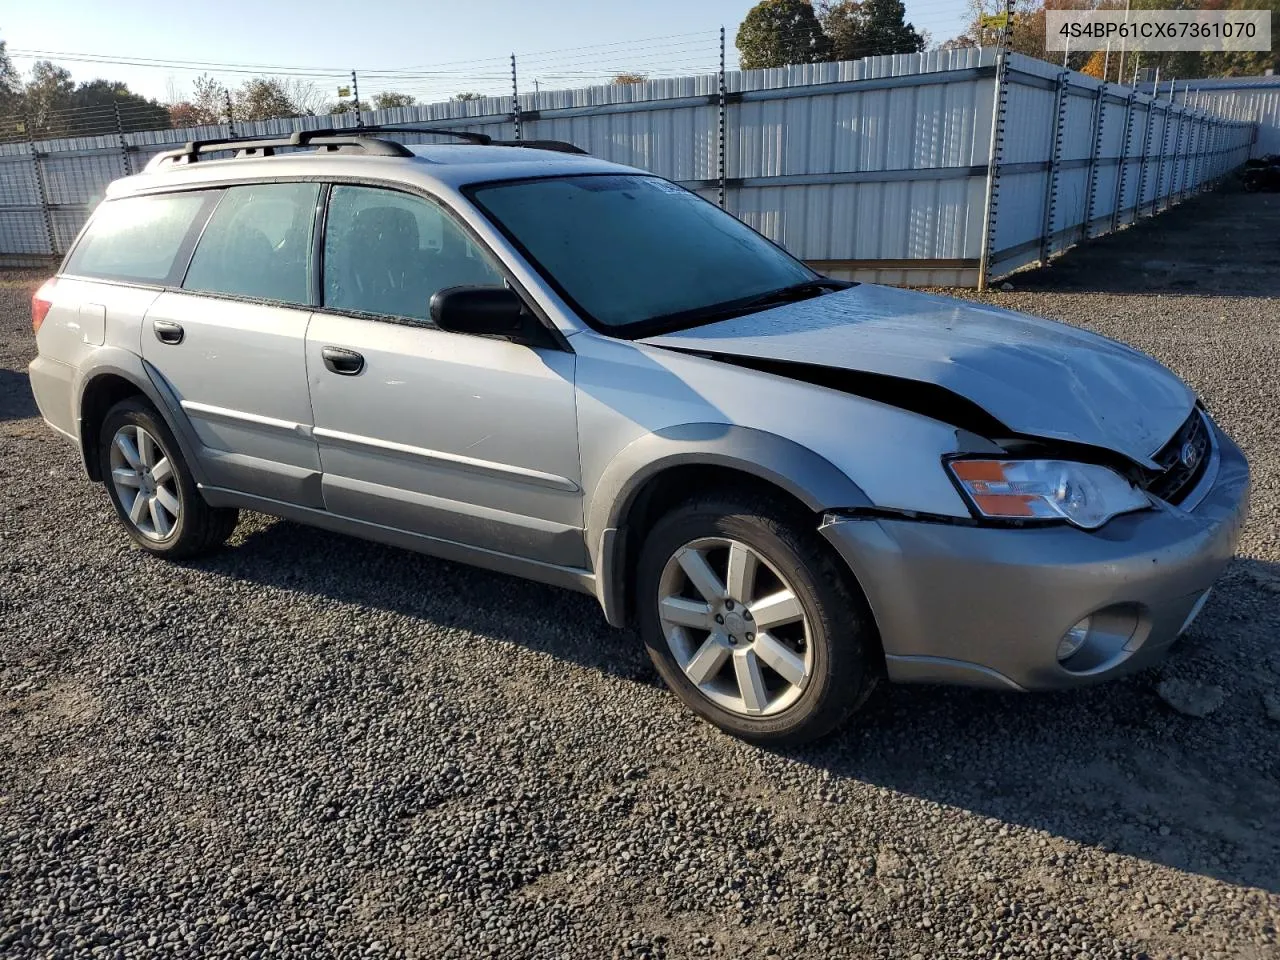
[1057,617,1091,662]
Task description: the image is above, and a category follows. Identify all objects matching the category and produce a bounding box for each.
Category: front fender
[587,423,871,626]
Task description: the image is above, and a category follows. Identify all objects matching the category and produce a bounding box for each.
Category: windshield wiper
[733,278,850,312]
[633,278,854,337]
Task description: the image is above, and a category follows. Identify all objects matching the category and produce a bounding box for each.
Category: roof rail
[145,125,587,170]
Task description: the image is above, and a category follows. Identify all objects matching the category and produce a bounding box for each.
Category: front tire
[636,492,879,746]
[99,398,238,559]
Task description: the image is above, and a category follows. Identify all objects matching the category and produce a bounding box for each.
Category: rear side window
[64,193,209,284]
[183,182,321,304]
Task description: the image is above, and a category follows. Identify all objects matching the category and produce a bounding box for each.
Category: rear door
[141,181,325,507]
[305,183,584,568]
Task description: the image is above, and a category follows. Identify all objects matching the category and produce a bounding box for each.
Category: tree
[22,61,75,136]
[819,0,924,61]
[279,78,328,116]
[950,0,1109,72]
[233,77,297,121]
[168,74,227,128]
[612,72,648,84]
[736,0,833,70]
[193,74,227,122]
[69,79,170,132]
[451,92,483,102]
[372,91,416,109]
[0,38,20,119]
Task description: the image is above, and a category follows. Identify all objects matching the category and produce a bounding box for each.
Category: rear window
[182,182,320,304]
[63,193,210,284]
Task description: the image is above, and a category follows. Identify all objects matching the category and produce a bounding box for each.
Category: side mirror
[430,286,528,338]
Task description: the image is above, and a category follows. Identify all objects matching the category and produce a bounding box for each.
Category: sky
[4,0,970,106]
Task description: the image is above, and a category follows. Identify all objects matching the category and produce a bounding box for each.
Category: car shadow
[194,516,662,688]
[193,516,1280,895]
[0,368,39,422]
[1000,185,1280,299]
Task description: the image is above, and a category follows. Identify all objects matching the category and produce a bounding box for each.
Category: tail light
[31,278,56,334]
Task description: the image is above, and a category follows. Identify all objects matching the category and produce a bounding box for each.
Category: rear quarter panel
[32,278,160,439]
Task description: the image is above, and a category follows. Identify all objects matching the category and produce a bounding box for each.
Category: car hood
[640,284,1194,467]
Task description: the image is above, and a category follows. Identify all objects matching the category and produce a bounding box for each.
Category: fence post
[1082,83,1106,240]
[977,50,1010,291]
[510,55,522,141]
[1134,97,1154,220]
[1187,112,1198,192]
[113,101,133,177]
[717,26,727,210]
[1038,70,1069,264]
[224,87,236,138]
[1152,103,1169,214]
[28,134,57,257]
[1170,102,1186,204]
[1111,91,1136,234]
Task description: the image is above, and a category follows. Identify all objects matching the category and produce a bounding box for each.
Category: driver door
[304,184,585,568]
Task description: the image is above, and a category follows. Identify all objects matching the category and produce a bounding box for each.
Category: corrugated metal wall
[988,56,1256,279]
[1162,79,1280,157]
[0,50,1258,287]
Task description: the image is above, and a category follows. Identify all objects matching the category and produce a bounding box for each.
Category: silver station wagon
[28,126,1250,744]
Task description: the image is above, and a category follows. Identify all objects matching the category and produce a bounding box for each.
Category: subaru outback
[28,126,1250,744]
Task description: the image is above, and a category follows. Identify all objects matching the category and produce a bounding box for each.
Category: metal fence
[1144,75,1280,157]
[0,49,1257,288]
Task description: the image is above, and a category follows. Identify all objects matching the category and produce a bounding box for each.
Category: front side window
[468,175,816,334]
[64,192,210,284]
[183,182,320,304]
[322,185,504,322]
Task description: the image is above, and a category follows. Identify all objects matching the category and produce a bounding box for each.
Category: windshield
[467,174,819,335]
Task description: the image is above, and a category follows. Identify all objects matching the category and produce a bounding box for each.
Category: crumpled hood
[640,283,1195,467]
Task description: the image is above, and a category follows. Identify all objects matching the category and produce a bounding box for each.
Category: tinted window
[64,192,209,283]
[469,175,814,332]
[183,182,320,303]
[323,185,504,322]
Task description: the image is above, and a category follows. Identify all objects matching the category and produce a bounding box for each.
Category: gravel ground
[2,187,1279,960]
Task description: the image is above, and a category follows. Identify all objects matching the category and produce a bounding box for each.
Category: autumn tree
[169,74,227,127]
[612,72,648,84]
[736,0,832,69]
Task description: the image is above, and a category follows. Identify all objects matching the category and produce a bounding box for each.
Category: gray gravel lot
[2,187,1279,960]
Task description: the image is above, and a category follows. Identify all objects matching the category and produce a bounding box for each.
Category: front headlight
[947,459,1150,529]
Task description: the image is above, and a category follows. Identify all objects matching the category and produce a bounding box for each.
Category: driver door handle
[321,346,365,376]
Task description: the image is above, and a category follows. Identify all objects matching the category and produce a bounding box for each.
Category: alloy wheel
[657,536,813,717]
[109,424,180,541]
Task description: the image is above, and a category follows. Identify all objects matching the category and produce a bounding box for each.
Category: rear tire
[636,491,879,746]
[99,398,238,559]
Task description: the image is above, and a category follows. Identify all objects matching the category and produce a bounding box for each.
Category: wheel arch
[587,424,871,627]
[76,352,204,485]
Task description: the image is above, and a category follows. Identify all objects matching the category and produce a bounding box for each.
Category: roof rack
[145,125,587,170]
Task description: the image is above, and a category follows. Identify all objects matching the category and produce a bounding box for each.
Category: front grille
[1145,410,1211,504]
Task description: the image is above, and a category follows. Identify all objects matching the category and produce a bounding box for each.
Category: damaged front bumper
[820,421,1251,691]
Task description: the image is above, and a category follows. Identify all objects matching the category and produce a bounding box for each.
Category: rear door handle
[321,346,364,376]
[152,320,184,345]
